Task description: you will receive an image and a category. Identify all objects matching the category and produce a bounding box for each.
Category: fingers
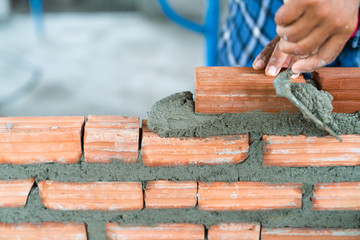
[291,34,347,73]
[275,0,306,26]
[265,42,289,76]
[276,10,319,43]
[253,36,280,70]
[278,25,330,56]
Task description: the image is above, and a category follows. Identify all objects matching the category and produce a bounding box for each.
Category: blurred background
[0,0,226,118]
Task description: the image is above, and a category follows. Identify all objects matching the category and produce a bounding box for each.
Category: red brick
[106,223,204,240]
[313,182,360,210]
[0,116,84,164]
[145,180,197,209]
[312,67,360,90]
[332,100,360,113]
[263,135,360,167]
[208,222,260,240]
[195,67,305,114]
[312,67,360,113]
[141,120,249,167]
[198,182,302,211]
[84,115,139,163]
[262,228,360,240]
[0,222,87,240]
[38,181,143,211]
[0,178,34,208]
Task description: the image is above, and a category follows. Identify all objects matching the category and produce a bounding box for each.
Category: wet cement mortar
[1,85,360,239]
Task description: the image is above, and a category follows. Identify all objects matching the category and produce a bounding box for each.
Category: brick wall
[0,67,359,240]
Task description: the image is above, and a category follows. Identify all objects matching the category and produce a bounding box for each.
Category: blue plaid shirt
[218,0,360,67]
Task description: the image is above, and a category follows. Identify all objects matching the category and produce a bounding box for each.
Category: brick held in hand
[198,182,302,211]
[38,181,143,211]
[0,178,34,208]
[141,120,249,167]
[195,67,305,114]
[313,182,360,210]
[84,115,139,163]
[145,180,197,209]
[0,116,84,164]
[106,223,205,240]
[208,222,260,240]
[0,222,87,240]
[263,135,360,167]
[262,228,360,240]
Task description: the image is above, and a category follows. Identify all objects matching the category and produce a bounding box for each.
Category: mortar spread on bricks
[147,91,360,138]
[1,85,360,239]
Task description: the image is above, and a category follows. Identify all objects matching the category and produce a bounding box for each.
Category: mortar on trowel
[273,68,342,141]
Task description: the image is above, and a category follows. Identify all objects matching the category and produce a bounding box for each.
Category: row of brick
[1,116,359,167]
[312,67,360,113]
[2,179,359,211]
[195,67,360,114]
[1,222,360,240]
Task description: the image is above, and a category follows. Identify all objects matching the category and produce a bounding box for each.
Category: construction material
[142,120,249,166]
[0,115,359,240]
[273,69,341,141]
[38,181,143,211]
[0,116,84,164]
[144,180,197,209]
[195,67,305,113]
[84,115,139,163]
[147,91,359,138]
[313,67,360,113]
[0,222,87,240]
[0,178,34,207]
[263,135,360,167]
[198,182,302,211]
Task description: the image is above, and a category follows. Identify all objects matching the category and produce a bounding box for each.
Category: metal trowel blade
[273,69,342,142]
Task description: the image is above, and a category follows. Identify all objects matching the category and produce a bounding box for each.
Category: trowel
[273,68,342,142]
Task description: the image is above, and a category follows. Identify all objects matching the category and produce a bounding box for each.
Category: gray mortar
[147,91,359,138]
[1,88,360,240]
[291,83,333,124]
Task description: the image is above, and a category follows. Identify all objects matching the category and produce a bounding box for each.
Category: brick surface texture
[198,182,302,211]
[0,222,87,240]
[263,135,360,167]
[38,181,143,211]
[145,180,197,209]
[313,182,360,210]
[195,67,305,113]
[0,178,34,208]
[208,222,261,240]
[262,228,360,240]
[0,116,84,164]
[106,223,205,240]
[313,67,360,113]
[142,120,249,166]
[84,115,139,163]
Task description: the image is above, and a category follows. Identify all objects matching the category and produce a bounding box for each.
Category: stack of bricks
[0,67,359,240]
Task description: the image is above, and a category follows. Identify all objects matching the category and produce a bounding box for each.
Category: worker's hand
[276,0,359,73]
[253,0,359,75]
[253,35,298,77]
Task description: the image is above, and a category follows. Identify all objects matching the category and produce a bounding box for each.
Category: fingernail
[268,66,277,76]
[254,59,265,69]
[290,73,300,78]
